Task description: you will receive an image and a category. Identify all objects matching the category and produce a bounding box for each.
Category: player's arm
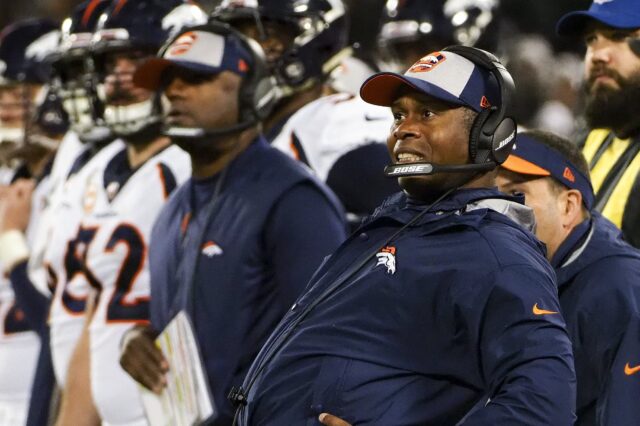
[119,212,170,394]
[55,291,100,426]
[119,324,168,394]
[264,181,347,307]
[0,179,50,330]
[461,265,576,425]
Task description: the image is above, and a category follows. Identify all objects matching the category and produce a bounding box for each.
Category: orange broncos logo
[376,246,397,275]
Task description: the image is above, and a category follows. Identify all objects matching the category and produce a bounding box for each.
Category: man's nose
[393,116,421,140]
[589,35,614,64]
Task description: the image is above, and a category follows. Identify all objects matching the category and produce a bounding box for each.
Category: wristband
[0,230,30,273]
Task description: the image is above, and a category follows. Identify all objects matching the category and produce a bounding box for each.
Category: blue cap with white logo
[133,28,253,91]
[360,50,500,112]
[557,0,640,36]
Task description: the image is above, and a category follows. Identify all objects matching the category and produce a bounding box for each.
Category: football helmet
[378,0,498,71]
[212,0,349,96]
[50,0,112,143]
[91,0,207,140]
[0,19,61,149]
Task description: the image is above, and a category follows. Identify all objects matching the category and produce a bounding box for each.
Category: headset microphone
[384,161,496,177]
[163,120,255,140]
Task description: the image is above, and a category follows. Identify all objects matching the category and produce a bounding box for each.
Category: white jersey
[271,93,392,181]
[28,131,86,297]
[81,145,190,426]
[271,93,396,224]
[47,139,124,388]
[0,164,56,426]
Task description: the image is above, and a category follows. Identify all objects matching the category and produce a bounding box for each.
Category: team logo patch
[480,96,491,109]
[201,241,223,257]
[562,166,575,183]
[168,32,198,56]
[408,52,446,73]
[376,246,397,275]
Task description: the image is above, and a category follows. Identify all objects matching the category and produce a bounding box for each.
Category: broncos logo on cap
[409,52,446,73]
[376,246,397,275]
[168,31,198,56]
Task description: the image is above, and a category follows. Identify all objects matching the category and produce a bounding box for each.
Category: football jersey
[271,93,397,224]
[0,166,55,426]
[47,139,124,388]
[82,144,190,425]
[27,132,86,298]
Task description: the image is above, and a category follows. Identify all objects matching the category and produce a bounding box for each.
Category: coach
[234,47,576,425]
[497,130,640,426]
[118,23,346,425]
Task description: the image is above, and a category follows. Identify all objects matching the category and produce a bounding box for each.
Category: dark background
[2,0,592,54]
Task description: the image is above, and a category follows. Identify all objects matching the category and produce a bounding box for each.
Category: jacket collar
[365,187,533,230]
[555,212,640,288]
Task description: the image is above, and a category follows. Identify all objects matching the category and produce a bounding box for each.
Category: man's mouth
[396,152,425,163]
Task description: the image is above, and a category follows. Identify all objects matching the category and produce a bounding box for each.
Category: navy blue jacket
[553,213,640,426]
[240,188,576,426]
[149,137,347,425]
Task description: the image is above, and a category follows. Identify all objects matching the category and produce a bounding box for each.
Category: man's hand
[119,325,168,394]
[0,179,35,233]
[318,413,352,426]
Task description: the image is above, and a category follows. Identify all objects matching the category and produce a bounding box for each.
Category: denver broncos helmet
[0,19,58,86]
[50,0,112,143]
[378,0,499,71]
[0,19,63,148]
[212,0,349,95]
[91,0,207,139]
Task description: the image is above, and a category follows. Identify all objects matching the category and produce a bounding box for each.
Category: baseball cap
[501,134,595,210]
[557,0,640,36]
[133,27,253,91]
[359,50,499,112]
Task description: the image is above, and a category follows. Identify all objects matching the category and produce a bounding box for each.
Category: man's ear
[563,188,585,228]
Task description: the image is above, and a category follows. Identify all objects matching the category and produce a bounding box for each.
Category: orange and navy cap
[502,134,595,210]
[360,50,500,112]
[133,27,252,91]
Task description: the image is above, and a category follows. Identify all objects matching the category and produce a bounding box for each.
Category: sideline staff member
[497,130,640,426]
[234,47,576,425]
[557,0,640,247]
[119,23,346,425]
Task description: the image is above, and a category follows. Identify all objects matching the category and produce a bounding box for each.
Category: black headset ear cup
[490,117,517,164]
[469,108,491,162]
[252,75,276,119]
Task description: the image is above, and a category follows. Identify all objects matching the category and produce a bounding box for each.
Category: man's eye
[392,112,405,122]
[422,110,435,119]
[584,33,597,45]
[611,31,628,41]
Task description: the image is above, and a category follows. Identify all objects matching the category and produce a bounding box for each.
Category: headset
[161,20,279,140]
[384,45,517,177]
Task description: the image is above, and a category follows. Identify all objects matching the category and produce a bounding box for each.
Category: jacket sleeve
[9,260,50,333]
[461,264,576,426]
[582,257,640,426]
[597,314,640,425]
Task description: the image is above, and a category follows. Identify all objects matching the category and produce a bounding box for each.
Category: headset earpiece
[468,107,492,164]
